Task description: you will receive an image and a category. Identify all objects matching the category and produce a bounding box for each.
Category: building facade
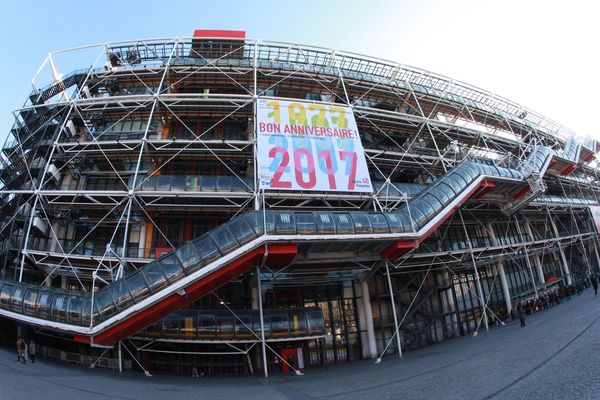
[0,30,599,376]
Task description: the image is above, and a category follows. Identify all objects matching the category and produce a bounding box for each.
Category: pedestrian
[28,339,36,364]
[517,307,526,328]
[16,337,25,363]
[22,340,29,363]
[591,274,598,296]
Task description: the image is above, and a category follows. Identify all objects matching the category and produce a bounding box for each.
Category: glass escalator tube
[22,288,37,317]
[192,235,221,268]
[402,202,429,231]
[295,212,316,235]
[350,212,373,234]
[242,211,265,237]
[110,278,135,312]
[210,225,241,256]
[67,294,84,326]
[10,286,25,315]
[314,212,336,234]
[36,289,54,320]
[427,184,453,209]
[367,213,390,234]
[50,292,68,323]
[158,251,187,284]
[273,211,296,235]
[333,213,355,234]
[384,213,406,234]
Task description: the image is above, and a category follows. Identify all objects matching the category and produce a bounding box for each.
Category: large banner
[256,98,372,193]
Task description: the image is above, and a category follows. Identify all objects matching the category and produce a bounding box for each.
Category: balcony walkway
[2,287,600,399]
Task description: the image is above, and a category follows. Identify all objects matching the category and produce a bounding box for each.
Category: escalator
[0,141,594,346]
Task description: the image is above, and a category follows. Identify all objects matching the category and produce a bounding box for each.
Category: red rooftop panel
[193,30,246,39]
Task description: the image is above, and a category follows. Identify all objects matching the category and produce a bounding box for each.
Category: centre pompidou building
[0,29,599,376]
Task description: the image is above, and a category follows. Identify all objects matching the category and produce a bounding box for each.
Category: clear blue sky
[1,0,599,144]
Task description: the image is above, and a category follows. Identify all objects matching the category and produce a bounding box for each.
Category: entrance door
[281,348,297,373]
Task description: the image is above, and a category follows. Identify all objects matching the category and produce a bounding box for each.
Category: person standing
[517,307,526,328]
[28,339,36,364]
[591,274,598,296]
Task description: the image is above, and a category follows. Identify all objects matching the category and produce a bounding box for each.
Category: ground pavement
[2,289,600,400]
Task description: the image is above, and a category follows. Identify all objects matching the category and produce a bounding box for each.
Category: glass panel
[67,295,83,325]
[159,252,186,283]
[0,283,11,309]
[315,212,335,234]
[271,311,289,335]
[10,287,25,313]
[216,313,235,336]
[111,279,134,311]
[179,311,197,338]
[157,175,172,190]
[22,289,37,316]
[254,315,272,336]
[201,176,217,191]
[296,212,316,234]
[81,294,92,326]
[162,314,179,337]
[444,175,464,195]
[368,213,389,233]
[171,176,186,191]
[264,211,276,234]
[93,289,117,322]
[186,175,201,191]
[437,181,457,199]
[242,212,264,236]
[289,309,308,336]
[198,313,216,337]
[385,214,405,233]
[450,172,468,188]
[307,309,324,334]
[235,310,253,337]
[226,219,256,245]
[142,261,169,294]
[141,175,157,191]
[51,293,68,322]
[36,291,53,319]
[428,187,452,208]
[333,213,354,234]
[351,213,372,234]
[416,196,441,218]
[125,270,151,302]
[193,236,221,265]
[217,175,233,191]
[176,242,202,273]
[231,177,246,192]
[274,212,295,234]
[210,228,239,255]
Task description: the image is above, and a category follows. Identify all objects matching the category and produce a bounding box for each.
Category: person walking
[591,274,598,296]
[517,307,526,328]
[28,339,36,364]
[16,337,25,363]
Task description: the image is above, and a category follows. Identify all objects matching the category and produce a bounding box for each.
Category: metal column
[256,266,269,378]
[385,262,402,358]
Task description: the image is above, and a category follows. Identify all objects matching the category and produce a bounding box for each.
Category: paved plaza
[2,290,600,400]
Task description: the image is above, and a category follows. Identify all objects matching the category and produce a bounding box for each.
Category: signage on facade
[256,98,373,193]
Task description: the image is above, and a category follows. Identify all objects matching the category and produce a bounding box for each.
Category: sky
[0,0,599,144]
